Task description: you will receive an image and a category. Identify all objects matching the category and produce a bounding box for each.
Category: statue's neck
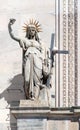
[26,35,36,40]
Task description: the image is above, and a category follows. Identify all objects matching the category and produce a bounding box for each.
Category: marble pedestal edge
[10,100,80,130]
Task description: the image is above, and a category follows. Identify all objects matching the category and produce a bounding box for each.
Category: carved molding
[63,0,67,107]
[74,0,78,106]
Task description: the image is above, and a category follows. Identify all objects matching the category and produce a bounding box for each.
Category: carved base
[11,100,50,130]
[20,99,49,108]
[10,102,80,130]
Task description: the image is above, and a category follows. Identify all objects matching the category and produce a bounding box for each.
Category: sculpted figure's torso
[21,38,42,57]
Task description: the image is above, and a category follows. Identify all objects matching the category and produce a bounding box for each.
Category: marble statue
[8,19,52,100]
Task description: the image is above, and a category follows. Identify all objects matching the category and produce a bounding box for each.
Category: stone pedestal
[10,100,80,130]
[11,100,50,130]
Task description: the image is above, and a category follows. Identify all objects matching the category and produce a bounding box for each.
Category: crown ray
[22,27,26,29]
[22,25,27,28]
[30,19,32,24]
[37,27,42,30]
[35,21,39,26]
[32,19,34,24]
[30,19,33,24]
[24,23,27,26]
[37,29,42,32]
[38,28,42,32]
[36,24,41,27]
[34,20,37,24]
[22,19,42,32]
[22,27,27,30]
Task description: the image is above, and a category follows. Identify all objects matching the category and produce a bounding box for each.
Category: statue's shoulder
[20,37,29,43]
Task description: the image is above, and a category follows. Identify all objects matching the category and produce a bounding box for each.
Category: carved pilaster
[56,0,78,107]
[63,0,67,107]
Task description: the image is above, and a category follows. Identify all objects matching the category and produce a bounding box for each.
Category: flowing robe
[21,39,43,98]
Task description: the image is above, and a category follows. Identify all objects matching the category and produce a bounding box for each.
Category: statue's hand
[9,18,16,25]
[32,42,42,51]
[37,45,42,51]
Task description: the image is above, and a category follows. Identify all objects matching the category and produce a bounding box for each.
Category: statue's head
[22,19,42,42]
[27,25,36,38]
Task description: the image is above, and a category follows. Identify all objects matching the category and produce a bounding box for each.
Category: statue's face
[29,26,36,37]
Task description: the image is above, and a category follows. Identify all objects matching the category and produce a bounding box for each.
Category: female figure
[8,19,49,100]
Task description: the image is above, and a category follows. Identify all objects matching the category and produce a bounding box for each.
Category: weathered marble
[17,118,47,130]
[20,99,49,107]
[11,104,80,130]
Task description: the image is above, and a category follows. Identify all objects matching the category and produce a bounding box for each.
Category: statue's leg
[24,57,30,99]
[29,54,34,99]
[24,54,34,100]
[33,55,42,98]
[33,55,42,83]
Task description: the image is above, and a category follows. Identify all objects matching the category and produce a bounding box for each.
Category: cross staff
[47,33,69,88]
[50,33,69,68]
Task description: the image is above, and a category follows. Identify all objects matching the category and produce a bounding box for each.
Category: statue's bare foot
[29,92,35,100]
[29,96,35,101]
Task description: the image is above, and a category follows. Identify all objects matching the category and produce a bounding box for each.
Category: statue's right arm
[8,19,20,42]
